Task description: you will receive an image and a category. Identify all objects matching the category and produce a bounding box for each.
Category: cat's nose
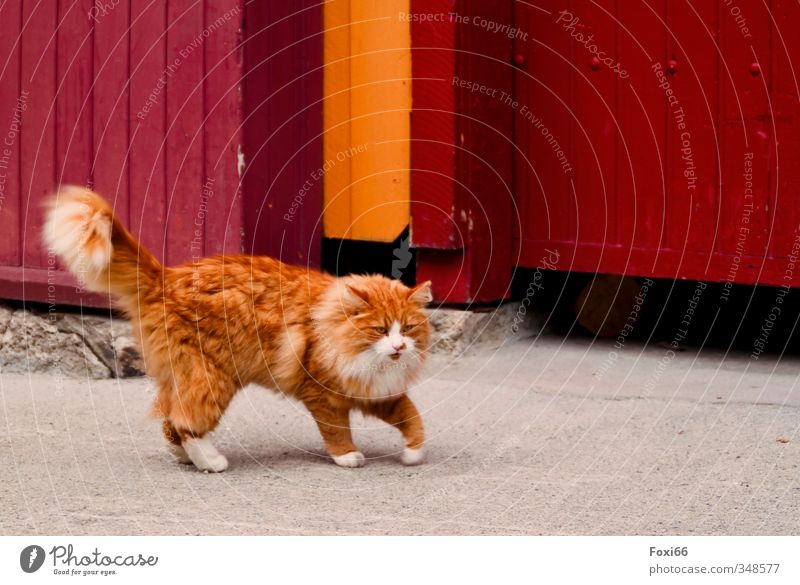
[392,341,406,351]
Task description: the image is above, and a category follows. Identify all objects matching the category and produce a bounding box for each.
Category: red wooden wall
[6,1,798,308]
[410,0,518,304]
[243,0,323,268]
[514,1,800,287]
[0,0,322,307]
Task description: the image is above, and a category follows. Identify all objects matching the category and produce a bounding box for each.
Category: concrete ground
[1,333,799,535]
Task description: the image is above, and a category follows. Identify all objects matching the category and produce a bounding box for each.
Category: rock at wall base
[0,305,111,378]
[428,302,546,356]
[0,303,144,379]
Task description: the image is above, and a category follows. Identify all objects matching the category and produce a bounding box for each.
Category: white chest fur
[338,349,416,400]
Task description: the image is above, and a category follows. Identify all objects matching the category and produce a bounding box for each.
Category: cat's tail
[42,185,161,300]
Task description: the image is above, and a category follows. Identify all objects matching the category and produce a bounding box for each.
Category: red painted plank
[616,0,668,257]
[165,0,205,265]
[20,0,57,269]
[514,0,574,247]
[92,0,130,224]
[243,0,323,265]
[769,0,800,260]
[409,0,458,249]
[56,0,94,188]
[452,0,515,302]
[412,0,514,303]
[717,2,771,265]
[129,0,167,260]
[0,0,23,266]
[568,0,618,252]
[298,1,323,267]
[242,1,270,258]
[664,2,718,257]
[203,0,244,257]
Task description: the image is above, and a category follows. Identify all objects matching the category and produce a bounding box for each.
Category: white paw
[332,451,366,468]
[183,437,229,472]
[168,444,192,465]
[401,447,425,466]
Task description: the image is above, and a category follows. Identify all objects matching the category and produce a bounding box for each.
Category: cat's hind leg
[153,382,191,464]
[162,419,191,464]
[167,366,237,473]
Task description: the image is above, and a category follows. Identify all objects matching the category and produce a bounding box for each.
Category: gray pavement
[1,334,799,535]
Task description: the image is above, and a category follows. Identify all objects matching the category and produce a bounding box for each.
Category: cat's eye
[372,326,388,334]
[402,324,417,333]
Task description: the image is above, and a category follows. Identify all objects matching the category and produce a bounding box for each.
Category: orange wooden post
[323,0,411,242]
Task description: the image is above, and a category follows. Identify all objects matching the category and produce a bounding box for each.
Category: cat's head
[314,274,433,371]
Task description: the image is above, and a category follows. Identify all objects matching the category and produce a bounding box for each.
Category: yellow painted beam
[323,0,411,242]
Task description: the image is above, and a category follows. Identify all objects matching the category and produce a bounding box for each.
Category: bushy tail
[42,186,161,302]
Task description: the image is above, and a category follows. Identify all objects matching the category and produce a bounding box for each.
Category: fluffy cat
[43,186,432,472]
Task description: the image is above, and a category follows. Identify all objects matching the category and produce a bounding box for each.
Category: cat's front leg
[303,396,365,468]
[362,394,425,465]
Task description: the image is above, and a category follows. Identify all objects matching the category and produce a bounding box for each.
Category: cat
[43,186,432,472]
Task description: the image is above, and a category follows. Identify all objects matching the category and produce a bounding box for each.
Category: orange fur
[43,187,432,471]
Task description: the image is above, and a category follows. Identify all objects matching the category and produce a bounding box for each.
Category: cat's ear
[408,280,433,305]
[345,284,371,307]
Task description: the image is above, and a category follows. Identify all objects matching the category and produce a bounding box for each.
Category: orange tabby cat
[43,186,432,472]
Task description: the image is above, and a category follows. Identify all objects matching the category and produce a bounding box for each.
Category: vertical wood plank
[130,0,167,260]
[717,2,771,262]
[0,0,23,265]
[517,0,575,246]
[569,0,618,249]
[416,0,516,302]
[243,0,322,265]
[21,0,57,268]
[203,0,244,257]
[242,1,270,257]
[454,0,514,301]
[93,0,130,224]
[57,0,94,188]
[264,0,287,255]
[298,1,323,265]
[165,0,204,265]
[769,0,800,260]
[409,0,458,249]
[665,2,718,255]
[617,0,668,254]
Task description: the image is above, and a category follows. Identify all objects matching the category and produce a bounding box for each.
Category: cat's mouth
[389,352,402,361]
